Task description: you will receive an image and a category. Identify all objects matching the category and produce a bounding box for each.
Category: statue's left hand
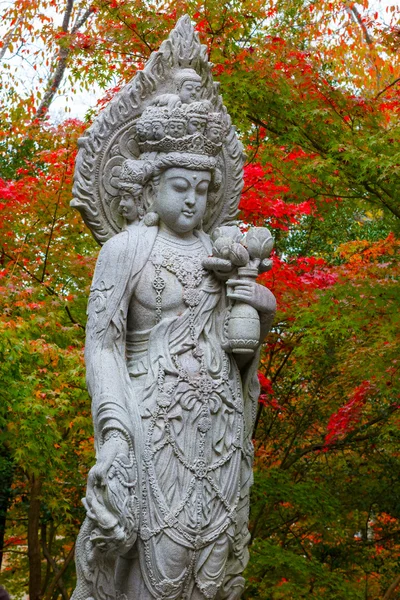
[202,257,237,281]
[226,279,276,314]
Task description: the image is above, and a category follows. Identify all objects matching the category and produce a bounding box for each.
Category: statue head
[117,160,149,224]
[206,113,225,144]
[164,107,187,139]
[186,101,211,135]
[72,16,245,245]
[118,153,221,233]
[118,194,139,224]
[174,68,202,104]
[123,93,225,234]
[152,108,168,141]
[149,167,211,233]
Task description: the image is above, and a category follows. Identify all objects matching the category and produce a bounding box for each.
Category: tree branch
[375,77,400,99]
[42,542,75,600]
[72,6,95,33]
[0,15,24,61]
[383,574,400,600]
[33,2,94,121]
[41,526,69,600]
[62,0,75,32]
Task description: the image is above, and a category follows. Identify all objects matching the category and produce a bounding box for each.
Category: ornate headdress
[71,16,244,244]
[135,100,224,159]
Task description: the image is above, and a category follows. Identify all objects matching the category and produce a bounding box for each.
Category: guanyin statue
[71,15,276,600]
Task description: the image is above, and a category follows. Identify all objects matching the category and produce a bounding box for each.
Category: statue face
[166,120,186,138]
[136,121,153,141]
[206,125,223,143]
[187,116,207,135]
[136,122,147,142]
[179,80,202,104]
[153,168,211,234]
[153,121,165,140]
[118,194,138,222]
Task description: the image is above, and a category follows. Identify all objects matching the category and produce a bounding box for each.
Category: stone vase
[225,266,260,354]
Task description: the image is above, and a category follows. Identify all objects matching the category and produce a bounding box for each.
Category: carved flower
[212,236,233,260]
[198,416,211,433]
[196,374,215,396]
[157,393,172,408]
[211,225,242,243]
[155,579,180,595]
[183,287,200,307]
[229,242,249,266]
[245,227,274,260]
[194,459,207,478]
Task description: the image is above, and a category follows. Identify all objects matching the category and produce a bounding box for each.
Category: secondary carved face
[187,116,207,135]
[152,120,165,140]
[136,121,153,142]
[206,124,223,143]
[153,168,211,234]
[118,194,138,222]
[165,120,186,138]
[179,80,202,104]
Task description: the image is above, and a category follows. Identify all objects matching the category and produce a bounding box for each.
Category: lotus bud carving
[245,227,274,262]
[229,242,249,266]
[212,236,234,260]
[211,225,242,243]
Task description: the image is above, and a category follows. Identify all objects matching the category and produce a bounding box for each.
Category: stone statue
[71,16,276,600]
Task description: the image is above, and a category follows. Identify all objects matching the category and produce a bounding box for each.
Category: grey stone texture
[71,15,276,600]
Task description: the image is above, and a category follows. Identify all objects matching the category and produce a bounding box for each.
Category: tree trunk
[28,475,42,600]
[0,448,13,571]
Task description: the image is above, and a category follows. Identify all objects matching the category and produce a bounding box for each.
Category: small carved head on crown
[206,112,226,144]
[164,107,187,139]
[186,101,212,135]
[174,68,202,104]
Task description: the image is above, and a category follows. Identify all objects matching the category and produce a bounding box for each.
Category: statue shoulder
[98,229,129,262]
[90,231,131,293]
[93,224,157,288]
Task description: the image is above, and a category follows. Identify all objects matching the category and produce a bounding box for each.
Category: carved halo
[71,15,245,245]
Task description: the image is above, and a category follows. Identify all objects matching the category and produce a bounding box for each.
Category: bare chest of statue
[127,234,209,332]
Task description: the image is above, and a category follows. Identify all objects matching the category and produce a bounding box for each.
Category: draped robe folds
[74,222,262,600]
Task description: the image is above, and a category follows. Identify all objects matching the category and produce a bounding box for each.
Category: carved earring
[144,211,159,226]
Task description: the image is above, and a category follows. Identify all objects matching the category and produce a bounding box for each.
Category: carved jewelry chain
[150,239,205,330]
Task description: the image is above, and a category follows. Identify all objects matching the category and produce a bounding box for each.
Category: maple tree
[0,0,399,598]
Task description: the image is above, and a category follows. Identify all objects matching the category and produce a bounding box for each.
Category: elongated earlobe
[144,211,159,226]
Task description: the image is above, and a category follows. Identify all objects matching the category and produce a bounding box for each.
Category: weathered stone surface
[71,15,276,600]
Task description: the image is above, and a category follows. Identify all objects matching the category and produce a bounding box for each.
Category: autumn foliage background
[0,0,399,598]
